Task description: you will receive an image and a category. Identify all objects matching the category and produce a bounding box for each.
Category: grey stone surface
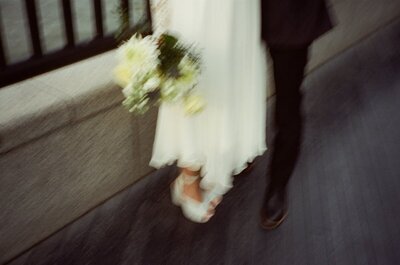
[0,105,145,264]
[34,50,123,121]
[308,0,400,70]
[0,50,124,153]
[0,79,73,153]
[137,106,158,176]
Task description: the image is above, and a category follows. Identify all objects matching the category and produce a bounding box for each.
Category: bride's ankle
[179,177,202,202]
[180,168,200,184]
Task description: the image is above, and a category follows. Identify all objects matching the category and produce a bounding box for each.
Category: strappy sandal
[171,173,214,223]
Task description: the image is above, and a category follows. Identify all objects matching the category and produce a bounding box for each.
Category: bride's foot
[182,175,203,203]
[171,172,215,223]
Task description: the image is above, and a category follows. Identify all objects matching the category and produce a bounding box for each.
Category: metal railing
[0,0,152,88]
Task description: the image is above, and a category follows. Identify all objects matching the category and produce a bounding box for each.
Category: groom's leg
[268,45,309,193]
[261,45,309,229]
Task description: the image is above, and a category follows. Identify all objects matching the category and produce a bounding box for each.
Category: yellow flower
[184,94,206,115]
[113,63,132,88]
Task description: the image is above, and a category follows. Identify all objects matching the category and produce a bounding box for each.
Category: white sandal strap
[180,172,199,185]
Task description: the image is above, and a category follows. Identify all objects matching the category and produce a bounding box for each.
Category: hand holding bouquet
[113,33,205,115]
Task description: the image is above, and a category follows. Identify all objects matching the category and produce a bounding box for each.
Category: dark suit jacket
[261,0,333,47]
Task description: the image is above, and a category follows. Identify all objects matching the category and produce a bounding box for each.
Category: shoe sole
[170,181,182,207]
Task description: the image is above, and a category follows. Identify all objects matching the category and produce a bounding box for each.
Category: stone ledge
[0,50,123,154]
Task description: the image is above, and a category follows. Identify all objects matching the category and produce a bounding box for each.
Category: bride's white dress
[150,0,268,194]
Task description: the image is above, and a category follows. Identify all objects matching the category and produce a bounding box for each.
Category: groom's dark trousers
[267,46,308,191]
[261,0,333,199]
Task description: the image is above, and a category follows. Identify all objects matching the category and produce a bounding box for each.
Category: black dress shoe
[260,188,288,230]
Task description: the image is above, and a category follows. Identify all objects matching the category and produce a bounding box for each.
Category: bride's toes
[203,210,214,222]
[210,196,222,208]
[205,189,223,209]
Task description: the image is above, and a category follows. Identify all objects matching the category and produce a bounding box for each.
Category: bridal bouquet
[113,33,205,115]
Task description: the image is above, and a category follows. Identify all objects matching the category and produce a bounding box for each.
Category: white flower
[122,83,134,97]
[137,97,149,109]
[143,76,161,92]
[128,97,150,114]
[178,55,200,88]
[116,34,160,80]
